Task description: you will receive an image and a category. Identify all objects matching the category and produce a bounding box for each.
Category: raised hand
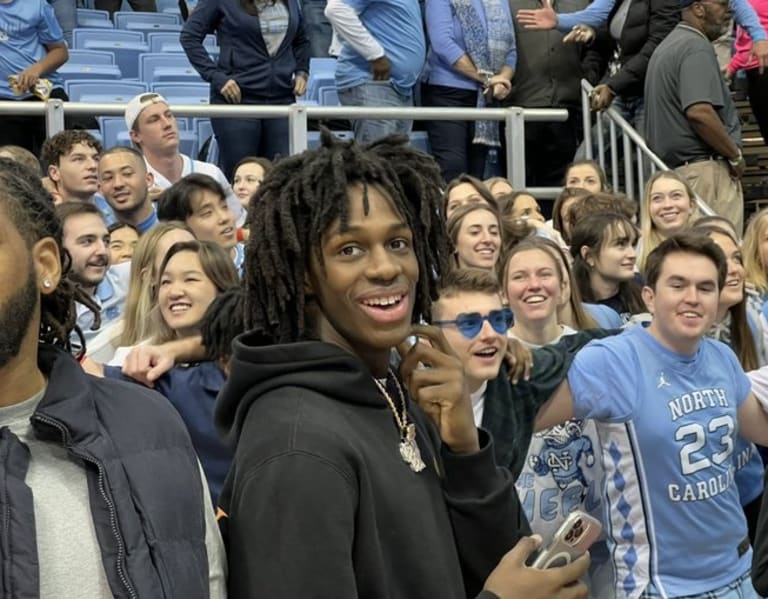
[399,324,479,454]
[516,0,557,31]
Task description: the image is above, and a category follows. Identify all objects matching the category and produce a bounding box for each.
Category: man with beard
[645,0,745,233]
[56,201,131,347]
[98,146,158,234]
[0,157,225,598]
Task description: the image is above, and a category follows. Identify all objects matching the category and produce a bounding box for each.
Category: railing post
[623,132,633,200]
[505,106,526,190]
[288,103,308,155]
[45,99,65,138]
[581,85,593,160]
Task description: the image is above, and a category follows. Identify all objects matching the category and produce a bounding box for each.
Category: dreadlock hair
[243,130,451,344]
[0,157,100,355]
[201,287,246,362]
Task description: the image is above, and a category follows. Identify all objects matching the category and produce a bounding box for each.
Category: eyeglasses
[433,308,513,339]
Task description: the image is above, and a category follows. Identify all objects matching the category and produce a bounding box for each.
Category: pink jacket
[728,0,768,74]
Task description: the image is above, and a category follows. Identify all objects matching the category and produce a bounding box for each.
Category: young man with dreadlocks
[213,131,589,599]
[0,158,226,598]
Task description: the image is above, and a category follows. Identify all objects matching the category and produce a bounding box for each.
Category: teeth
[475,348,497,356]
[362,295,402,307]
[681,311,699,318]
[170,304,190,313]
[524,296,546,304]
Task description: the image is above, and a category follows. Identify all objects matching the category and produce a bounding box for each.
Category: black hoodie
[216,332,525,599]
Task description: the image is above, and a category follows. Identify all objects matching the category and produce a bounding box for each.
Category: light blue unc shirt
[568,325,752,599]
[0,0,64,99]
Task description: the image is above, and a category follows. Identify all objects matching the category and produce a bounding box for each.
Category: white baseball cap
[124,92,170,130]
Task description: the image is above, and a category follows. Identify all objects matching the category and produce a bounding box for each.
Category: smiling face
[158,250,219,338]
[648,176,694,237]
[708,231,744,312]
[62,212,110,290]
[455,209,501,270]
[307,183,418,373]
[435,291,507,391]
[643,251,720,354]
[510,194,545,224]
[233,162,266,210]
[590,223,637,283]
[446,183,490,219]
[505,248,565,327]
[99,151,153,219]
[186,190,237,250]
[565,164,602,193]
[49,142,100,201]
[109,226,139,265]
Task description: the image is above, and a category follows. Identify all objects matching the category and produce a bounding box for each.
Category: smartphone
[531,511,602,569]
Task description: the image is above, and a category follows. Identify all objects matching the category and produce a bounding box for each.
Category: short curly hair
[40,130,102,168]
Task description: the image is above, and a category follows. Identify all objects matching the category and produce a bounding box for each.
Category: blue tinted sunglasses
[434,308,513,339]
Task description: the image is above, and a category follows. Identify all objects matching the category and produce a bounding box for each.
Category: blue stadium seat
[150,82,209,106]
[318,85,339,106]
[139,53,202,83]
[306,74,335,103]
[58,64,122,83]
[155,0,182,14]
[195,118,213,147]
[309,57,337,75]
[73,28,144,48]
[76,9,113,28]
[82,41,149,79]
[66,50,115,65]
[147,32,219,53]
[114,11,181,29]
[66,80,148,103]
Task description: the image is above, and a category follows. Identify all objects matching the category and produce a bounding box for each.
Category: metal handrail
[580,79,713,217]
[0,99,568,193]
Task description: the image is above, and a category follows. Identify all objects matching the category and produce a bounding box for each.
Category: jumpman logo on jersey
[657,372,671,389]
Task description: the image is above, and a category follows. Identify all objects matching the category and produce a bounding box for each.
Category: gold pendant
[399,424,426,472]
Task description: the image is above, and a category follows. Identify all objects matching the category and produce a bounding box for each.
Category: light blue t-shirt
[569,325,752,599]
[0,0,63,99]
[334,0,426,95]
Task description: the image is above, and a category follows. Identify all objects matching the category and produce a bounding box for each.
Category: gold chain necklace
[372,372,426,473]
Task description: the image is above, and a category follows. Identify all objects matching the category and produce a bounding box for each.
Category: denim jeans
[48,0,76,47]
[299,0,332,57]
[210,96,291,179]
[337,81,413,144]
[640,571,760,599]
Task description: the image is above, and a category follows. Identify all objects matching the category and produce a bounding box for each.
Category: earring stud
[43,279,52,289]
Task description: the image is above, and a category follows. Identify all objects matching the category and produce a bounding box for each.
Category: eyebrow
[332,221,410,235]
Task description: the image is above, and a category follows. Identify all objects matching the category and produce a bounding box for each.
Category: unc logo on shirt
[529,421,595,497]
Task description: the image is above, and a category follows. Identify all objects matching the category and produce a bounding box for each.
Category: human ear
[33,237,62,295]
[641,285,655,315]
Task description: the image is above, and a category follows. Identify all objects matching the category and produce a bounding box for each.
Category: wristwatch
[728,150,744,167]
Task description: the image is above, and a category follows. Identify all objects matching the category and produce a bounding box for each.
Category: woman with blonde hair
[743,207,768,301]
[447,202,503,272]
[636,171,696,272]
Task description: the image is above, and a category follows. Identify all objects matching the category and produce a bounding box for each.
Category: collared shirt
[145,154,243,224]
[136,205,158,233]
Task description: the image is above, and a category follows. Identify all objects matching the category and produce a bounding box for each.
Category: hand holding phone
[484,534,590,599]
[531,511,602,569]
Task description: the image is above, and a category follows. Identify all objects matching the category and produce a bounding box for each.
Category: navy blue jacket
[105,361,232,503]
[181,0,310,102]
[0,345,210,598]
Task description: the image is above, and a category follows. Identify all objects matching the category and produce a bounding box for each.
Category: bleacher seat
[150,82,209,106]
[155,0,182,14]
[73,28,144,48]
[195,118,213,147]
[318,85,339,106]
[76,9,113,28]
[114,11,181,29]
[58,64,122,83]
[307,74,335,103]
[82,41,149,79]
[309,57,337,74]
[66,80,148,103]
[67,50,115,66]
[139,53,202,83]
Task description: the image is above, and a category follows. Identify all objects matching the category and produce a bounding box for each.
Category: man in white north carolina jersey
[534,231,768,599]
